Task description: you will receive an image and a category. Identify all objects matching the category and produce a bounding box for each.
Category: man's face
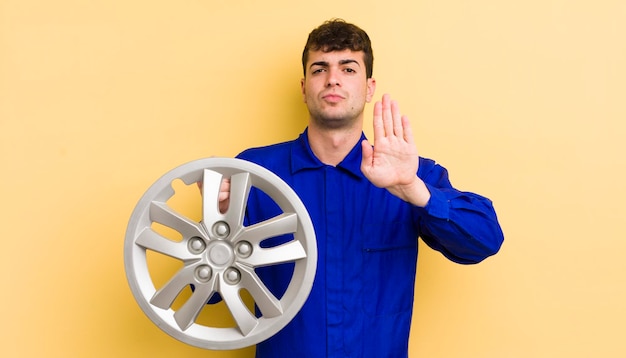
[301,49,376,130]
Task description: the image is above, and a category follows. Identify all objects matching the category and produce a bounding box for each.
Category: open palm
[361,94,423,204]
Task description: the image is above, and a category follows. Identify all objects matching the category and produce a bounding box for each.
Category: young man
[233,19,504,357]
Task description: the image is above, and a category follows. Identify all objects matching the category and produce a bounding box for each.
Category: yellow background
[2,0,625,357]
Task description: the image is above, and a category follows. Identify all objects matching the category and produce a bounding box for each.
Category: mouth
[322,93,345,103]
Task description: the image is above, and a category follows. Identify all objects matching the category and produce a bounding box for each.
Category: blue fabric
[236,129,504,358]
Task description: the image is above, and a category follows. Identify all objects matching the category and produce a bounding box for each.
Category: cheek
[303,82,321,102]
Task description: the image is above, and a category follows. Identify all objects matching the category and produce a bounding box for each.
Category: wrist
[389,176,431,207]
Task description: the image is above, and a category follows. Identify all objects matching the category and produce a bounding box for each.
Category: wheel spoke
[150,202,205,239]
[135,228,198,261]
[174,278,218,331]
[150,265,197,309]
[238,213,298,245]
[242,240,307,268]
[221,280,259,336]
[202,169,224,223]
[224,172,252,226]
[237,265,282,318]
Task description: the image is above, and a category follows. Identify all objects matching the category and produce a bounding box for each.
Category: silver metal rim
[124,157,317,350]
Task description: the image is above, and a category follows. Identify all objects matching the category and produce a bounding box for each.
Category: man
[229,19,503,357]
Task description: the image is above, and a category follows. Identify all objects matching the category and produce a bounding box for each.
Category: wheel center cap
[208,242,233,266]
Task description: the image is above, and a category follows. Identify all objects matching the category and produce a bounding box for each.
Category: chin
[313,116,354,130]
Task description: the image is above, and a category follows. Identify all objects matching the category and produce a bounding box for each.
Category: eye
[311,68,326,74]
[343,68,356,73]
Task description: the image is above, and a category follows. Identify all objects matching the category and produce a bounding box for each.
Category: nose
[326,69,340,87]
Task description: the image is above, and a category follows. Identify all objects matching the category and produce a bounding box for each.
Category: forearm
[417,185,504,264]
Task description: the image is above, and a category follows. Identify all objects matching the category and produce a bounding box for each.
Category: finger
[382,94,393,137]
[218,178,231,213]
[401,115,414,144]
[218,179,231,201]
[372,100,384,142]
[391,99,403,138]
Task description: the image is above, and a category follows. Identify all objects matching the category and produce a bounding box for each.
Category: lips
[322,93,345,103]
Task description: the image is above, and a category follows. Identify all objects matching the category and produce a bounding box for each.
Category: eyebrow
[309,59,361,69]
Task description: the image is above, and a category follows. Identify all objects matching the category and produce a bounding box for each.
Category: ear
[365,77,376,102]
[300,78,307,103]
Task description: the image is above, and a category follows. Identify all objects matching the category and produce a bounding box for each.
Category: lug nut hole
[224,267,241,285]
[212,221,230,238]
[235,241,252,258]
[188,237,206,254]
[195,265,212,282]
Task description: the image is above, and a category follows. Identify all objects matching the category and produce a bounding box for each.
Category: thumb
[361,139,373,167]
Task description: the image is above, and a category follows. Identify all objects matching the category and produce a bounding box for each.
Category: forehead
[306,49,365,66]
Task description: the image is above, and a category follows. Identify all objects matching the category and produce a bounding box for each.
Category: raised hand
[360,94,430,207]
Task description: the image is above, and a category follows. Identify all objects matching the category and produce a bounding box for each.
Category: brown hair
[302,19,374,78]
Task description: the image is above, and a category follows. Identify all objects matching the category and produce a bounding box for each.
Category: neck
[307,123,363,166]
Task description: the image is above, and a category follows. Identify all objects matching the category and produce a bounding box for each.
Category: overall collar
[291,128,367,180]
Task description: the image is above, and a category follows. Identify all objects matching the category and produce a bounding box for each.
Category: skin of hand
[360,94,431,207]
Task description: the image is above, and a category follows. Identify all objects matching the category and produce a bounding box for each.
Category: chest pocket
[361,222,418,316]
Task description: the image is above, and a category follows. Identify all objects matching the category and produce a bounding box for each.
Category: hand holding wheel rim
[124,158,317,350]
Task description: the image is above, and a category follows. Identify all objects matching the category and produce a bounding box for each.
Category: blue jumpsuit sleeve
[415,158,504,264]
